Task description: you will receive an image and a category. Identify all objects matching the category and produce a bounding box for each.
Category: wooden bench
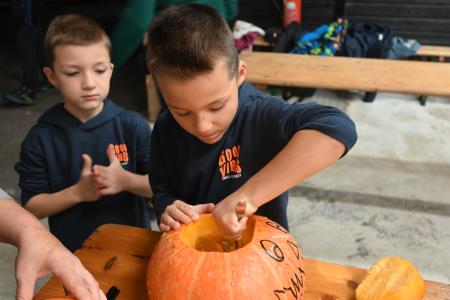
[415,45,450,62]
[145,39,450,121]
[35,224,450,299]
[240,51,450,104]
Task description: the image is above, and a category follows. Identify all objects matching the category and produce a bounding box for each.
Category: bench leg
[363,92,377,102]
[418,95,427,106]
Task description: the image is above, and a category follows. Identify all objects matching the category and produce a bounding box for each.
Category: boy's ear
[43,66,57,87]
[237,60,247,86]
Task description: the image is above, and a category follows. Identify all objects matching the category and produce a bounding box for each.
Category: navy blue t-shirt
[149,83,357,230]
[16,100,152,251]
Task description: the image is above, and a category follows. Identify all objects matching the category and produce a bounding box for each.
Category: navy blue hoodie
[16,100,151,251]
[149,83,357,229]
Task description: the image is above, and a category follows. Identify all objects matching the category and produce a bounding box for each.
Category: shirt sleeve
[259,97,358,156]
[148,122,179,221]
[14,131,50,206]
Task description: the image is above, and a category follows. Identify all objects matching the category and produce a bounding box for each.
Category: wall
[344,0,450,46]
[237,0,450,46]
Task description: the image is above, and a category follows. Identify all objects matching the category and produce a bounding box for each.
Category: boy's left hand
[92,144,127,195]
[212,195,257,240]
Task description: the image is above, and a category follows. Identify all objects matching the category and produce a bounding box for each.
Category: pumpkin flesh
[355,257,425,300]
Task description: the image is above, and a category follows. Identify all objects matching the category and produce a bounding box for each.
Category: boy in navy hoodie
[15,14,153,251]
[146,4,357,241]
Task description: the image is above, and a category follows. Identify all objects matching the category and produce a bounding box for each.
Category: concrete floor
[1,41,450,299]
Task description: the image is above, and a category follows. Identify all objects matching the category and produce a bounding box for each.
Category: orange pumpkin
[355,257,425,300]
[147,214,305,299]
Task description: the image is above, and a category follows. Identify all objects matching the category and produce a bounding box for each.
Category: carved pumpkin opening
[181,214,256,252]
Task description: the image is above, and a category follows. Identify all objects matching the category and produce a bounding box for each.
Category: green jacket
[111,0,238,67]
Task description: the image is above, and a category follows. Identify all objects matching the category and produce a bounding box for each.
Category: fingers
[92,165,106,187]
[193,203,215,214]
[99,288,107,300]
[224,216,247,240]
[81,154,93,176]
[16,276,35,300]
[160,201,216,232]
[160,213,181,231]
[106,144,118,164]
[238,216,248,228]
[54,255,105,300]
[159,222,175,232]
[171,201,199,222]
[160,200,204,231]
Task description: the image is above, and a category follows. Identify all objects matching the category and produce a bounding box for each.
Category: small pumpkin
[355,257,425,300]
[147,214,305,299]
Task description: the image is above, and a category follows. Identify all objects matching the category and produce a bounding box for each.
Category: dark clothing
[342,23,392,59]
[149,83,357,229]
[111,0,238,68]
[16,100,152,251]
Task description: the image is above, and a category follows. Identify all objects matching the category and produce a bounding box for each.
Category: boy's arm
[25,154,99,219]
[214,99,357,239]
[214,129,345,238]
[119,173,152,198]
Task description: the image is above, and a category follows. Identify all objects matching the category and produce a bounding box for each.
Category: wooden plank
[416,45,450,57]
[35,224,450,299]
[240,51,450,97]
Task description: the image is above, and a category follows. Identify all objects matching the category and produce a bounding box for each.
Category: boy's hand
[76,154,100,202]
[213,195,257,240]
[160,200,215,232]
[92,144,127,196]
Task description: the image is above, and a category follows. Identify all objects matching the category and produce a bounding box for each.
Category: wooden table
[35,224,450,300]
[240,51,450,97]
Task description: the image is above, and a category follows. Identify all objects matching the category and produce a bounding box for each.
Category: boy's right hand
[160,200,215,232]
[76,154,100,202]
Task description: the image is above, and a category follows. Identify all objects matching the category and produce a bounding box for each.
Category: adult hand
[160,200,214,232]
[15,225,106,300]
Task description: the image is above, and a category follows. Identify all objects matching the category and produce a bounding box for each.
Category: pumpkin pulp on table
[355,257,425,300]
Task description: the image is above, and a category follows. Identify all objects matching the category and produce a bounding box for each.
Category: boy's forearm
[238,129,345,208]
[25,184,82,219]
[0,198,49,246]
[122,172,153,198]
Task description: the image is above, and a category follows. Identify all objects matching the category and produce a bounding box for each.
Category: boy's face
[43,42,113,122]
[156,59,247,144]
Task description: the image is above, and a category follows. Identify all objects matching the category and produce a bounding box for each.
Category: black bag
[342,23,392,58]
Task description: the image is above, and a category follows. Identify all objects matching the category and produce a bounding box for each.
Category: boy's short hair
[145,3,238,80]
[44,14,111,66]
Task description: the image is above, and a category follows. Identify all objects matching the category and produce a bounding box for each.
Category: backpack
[342,22,392,58]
